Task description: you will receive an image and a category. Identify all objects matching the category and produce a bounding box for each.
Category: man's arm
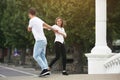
[43,23,57,31]
[43,26,51,30]
[28,20,32,32]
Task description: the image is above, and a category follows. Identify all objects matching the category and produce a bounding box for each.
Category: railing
[104,53,120,74]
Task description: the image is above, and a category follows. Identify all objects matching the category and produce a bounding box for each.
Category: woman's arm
[57,28,67,38]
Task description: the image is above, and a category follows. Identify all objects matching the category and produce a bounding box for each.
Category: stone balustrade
[104,53,120,73]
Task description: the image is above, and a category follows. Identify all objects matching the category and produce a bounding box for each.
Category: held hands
[52,28,63,34]
[51,27,58,33]
[53,29,59,33]
[51,27,67,38]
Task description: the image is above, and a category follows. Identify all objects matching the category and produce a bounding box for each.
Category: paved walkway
[0,64,120,80]
[1,74,120,80]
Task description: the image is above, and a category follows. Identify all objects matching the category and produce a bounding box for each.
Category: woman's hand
[56,31,67,38]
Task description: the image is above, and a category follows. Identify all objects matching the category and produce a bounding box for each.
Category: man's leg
[33,41,48,70]
[40,40,49,69]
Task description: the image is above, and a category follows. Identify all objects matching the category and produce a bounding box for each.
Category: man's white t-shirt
[52,25,66,44]
[28,17,46,41]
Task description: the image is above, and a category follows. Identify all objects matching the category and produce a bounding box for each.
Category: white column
[85,0,114,74]
[91,0,111,54]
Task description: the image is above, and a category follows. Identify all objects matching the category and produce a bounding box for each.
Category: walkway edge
[0,65,38,77]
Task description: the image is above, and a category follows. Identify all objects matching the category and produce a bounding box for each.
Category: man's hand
[51,27,58,33]
[27,27,32,32]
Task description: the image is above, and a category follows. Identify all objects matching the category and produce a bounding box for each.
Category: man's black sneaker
[39,72,50,77]
[39,69,50,77]
[62,71,68,75]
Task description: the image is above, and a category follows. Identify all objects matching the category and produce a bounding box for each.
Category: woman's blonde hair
[55,17,64,27]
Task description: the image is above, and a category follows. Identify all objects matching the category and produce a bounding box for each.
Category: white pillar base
[91,46,112,54]
[85,53,114,74]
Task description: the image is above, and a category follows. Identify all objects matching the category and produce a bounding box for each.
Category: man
[27,8,55,77]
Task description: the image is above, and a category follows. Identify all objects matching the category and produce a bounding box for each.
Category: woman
[49,17,68,75]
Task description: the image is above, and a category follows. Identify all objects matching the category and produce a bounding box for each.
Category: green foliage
[0,0,34,48]
[30,0,95,53]
[107,0,120,40]
[0,0,7,47]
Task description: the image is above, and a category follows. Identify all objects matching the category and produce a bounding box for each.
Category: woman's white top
[52,25,67,44]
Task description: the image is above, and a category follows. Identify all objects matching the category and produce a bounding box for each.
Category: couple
[27,8,68,77]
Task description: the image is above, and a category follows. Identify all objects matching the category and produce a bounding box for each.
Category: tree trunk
[72,43,84,74]
[7,47,12,63]
[20,48,26,65]
[1,48,4,63]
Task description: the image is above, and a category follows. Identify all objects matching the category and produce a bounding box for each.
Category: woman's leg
[61,44,67,71]
[61,44,68,75]
[49,42,61,68]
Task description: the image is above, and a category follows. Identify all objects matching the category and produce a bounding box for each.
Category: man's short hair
[29,8,36,15]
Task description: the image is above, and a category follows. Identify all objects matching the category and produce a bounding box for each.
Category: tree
[0,0,34,64]
[107,0,120,49]
[0,0,7,63]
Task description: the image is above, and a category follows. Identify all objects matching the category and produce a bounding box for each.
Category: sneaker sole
[39,73,50,77]
[42,71,50,76]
